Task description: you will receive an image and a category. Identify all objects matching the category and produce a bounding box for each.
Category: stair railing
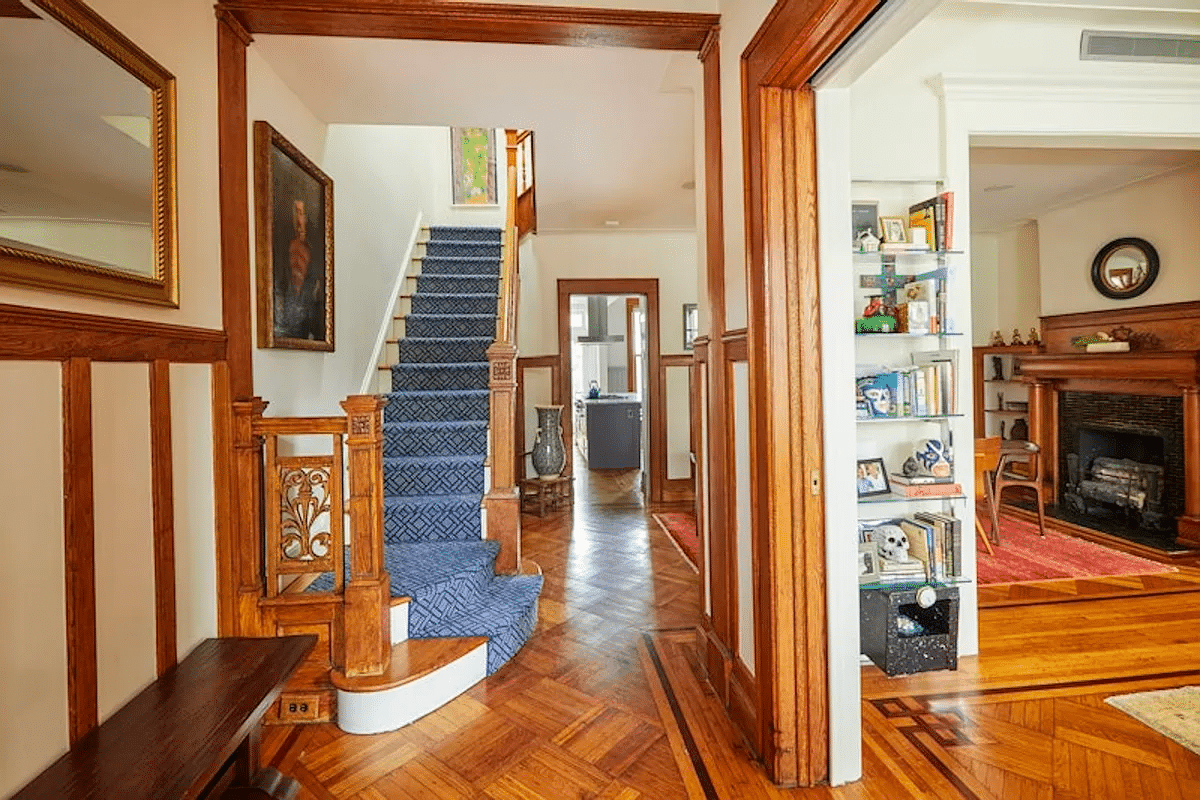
[483,131,523,574]
[248,395,391,678]
[515,130,537,237]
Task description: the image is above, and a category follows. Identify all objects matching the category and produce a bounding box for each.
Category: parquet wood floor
[262,470,1200,799]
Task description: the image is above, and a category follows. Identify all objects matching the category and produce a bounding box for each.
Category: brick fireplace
[1017,301,1200,549]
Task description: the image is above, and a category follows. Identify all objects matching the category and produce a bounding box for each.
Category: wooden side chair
[994,439,1047,538]
[974,436,1000,554]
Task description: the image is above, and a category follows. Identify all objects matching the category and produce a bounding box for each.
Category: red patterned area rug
[653,512,699,571]
[977,517,1177,585]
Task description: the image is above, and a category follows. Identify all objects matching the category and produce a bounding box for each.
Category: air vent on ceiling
[1081,30,1200,64]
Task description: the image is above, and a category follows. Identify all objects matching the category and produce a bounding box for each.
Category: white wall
[972,221,1041,345]
[0,363,67,798]
[1039,166,1200,316]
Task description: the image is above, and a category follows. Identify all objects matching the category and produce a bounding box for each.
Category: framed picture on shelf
[880,216,908,243]
[858,542,881,584]
[851,201,879,245]
[857,457,891,497]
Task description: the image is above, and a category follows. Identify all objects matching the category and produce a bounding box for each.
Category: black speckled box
[860,585,959,676]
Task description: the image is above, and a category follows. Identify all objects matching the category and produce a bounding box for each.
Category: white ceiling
[252,36,699,232]
[970,143,1200,232]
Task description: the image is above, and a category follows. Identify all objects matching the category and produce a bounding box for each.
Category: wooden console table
[13,635,315,800]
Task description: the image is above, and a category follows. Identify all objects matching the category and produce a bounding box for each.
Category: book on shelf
[916,511,962,578]
[907,191,954,251]
[910,349,958,414]
[890,482,963,498]
[889,473,955,485]
[860,513,960,582]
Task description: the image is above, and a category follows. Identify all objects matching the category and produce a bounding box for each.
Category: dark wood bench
[13,635,315,800]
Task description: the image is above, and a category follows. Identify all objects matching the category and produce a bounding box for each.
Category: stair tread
[387,541,499,595]
[405,313,496,319]
[386,389,489,397]
[385,493,481,507]
[383,454,485,466]
[400,336,494,343]
[413,576,543,639]
[385,419,487,429]
[394,363,488,371]
[329,636,488,692]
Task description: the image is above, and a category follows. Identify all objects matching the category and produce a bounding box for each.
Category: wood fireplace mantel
[1019,347,1200,548]
[1020,350,1200,391]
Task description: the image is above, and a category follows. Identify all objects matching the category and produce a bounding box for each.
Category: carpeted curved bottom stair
[330,226,542,735]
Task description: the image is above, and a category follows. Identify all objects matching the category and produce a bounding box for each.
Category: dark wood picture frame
[254,121,334,350]
[856,457,891,497]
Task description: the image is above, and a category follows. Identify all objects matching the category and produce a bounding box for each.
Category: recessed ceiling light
[604,220,620,226]
[983,184,1015,192]
[0,163,28,174]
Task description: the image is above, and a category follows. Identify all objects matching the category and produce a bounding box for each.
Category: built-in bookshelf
[853,180,969,595]
[971,344,1039,439]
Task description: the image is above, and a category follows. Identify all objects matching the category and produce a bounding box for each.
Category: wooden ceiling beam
[215,0,719,51]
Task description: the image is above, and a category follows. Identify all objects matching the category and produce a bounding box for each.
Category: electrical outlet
[278,694,320,722]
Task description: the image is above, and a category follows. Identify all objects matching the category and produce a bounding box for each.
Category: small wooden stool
[519,475,573,517]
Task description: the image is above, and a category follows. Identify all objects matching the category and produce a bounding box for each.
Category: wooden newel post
[340,395,391,677]
[486,343,522,573]
[233,398,268,636]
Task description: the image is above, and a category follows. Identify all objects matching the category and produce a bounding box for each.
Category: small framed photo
[879,216,908,244]
[856,457,891,497]
[858,542,881,584]
[851,201,879,245]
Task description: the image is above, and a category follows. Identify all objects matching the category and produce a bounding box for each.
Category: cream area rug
[1106,685,1200,754]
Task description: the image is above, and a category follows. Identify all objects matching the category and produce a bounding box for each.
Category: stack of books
[908,192,955,252]
[860,513,963,583]
[888,474,962,497]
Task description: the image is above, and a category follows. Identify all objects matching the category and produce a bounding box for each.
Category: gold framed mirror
[0,0,177,306]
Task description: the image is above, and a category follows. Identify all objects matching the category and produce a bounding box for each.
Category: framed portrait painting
[253,120,334,351]
[451,126,498,206]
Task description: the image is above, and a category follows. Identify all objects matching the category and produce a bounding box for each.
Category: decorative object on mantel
[1091,237,1159,300]
[1070,329,1136,353]
[1010,328,1024,346]
[1028,328,1041,347]
[990,330,1005,347]
[991,356,1004,381]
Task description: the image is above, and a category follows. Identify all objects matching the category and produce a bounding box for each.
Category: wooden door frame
[556,279,663,504]
[738,0,883,786]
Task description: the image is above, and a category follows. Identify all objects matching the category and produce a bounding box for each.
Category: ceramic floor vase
[531,404,566,479]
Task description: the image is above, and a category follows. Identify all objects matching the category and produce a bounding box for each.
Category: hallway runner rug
[977,517,1176,585]
[653,512,699,571]
[1107,685,1200,756]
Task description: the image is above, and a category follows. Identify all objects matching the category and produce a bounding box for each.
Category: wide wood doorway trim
[212,2,720,638]
[556,278,663,504]
[740,0,882,787]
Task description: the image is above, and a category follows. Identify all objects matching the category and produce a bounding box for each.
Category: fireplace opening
[1056,391,1184,542]
[1063,427,1167,530]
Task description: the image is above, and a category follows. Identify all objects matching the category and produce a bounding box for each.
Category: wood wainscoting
[0,303,227,746]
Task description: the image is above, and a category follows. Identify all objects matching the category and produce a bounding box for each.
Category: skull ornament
[874,525,910,563]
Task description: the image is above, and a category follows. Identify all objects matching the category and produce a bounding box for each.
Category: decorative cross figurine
[859,258,945,308]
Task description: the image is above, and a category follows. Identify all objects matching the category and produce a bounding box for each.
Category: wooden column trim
[216,10,253,400]
[211,363,236,635]
[626,298,639,393]
[63,357,97,744]
[149,360,177,676]
[1180,385,1200,548]
[232,397,268,636]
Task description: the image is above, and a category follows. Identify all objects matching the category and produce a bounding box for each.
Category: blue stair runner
[383,226,541,674]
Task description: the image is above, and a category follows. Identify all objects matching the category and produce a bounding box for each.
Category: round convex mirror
[1091,237,1159,300]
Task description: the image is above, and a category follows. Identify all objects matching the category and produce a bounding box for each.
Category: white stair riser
[390,602,409,645]
[335,643,487,735]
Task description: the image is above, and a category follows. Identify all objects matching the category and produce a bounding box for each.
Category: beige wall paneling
[665,362,692,480]
[91,362,157,722]
[0,362,68,797]
[731,360,753,672]
[171,363,218,657]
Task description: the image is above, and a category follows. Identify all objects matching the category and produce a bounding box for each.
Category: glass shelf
[852,249,964,257]
[983,379,1025,384]
[859,577,971,591]
[856,414,963,423]
[985,409,1029,415]
[857,492,966,504]
[855,332,962,338]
